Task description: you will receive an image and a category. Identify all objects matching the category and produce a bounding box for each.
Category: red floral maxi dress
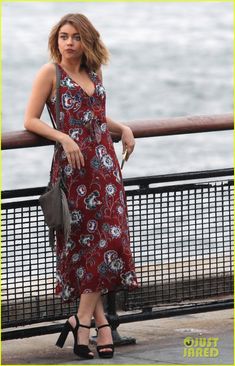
[46,64,139,302]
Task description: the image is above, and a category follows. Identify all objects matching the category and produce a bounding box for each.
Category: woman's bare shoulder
[28,63,56,103]
[36,62,56,79]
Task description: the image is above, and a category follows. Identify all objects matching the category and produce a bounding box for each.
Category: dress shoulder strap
[46,63,61,129]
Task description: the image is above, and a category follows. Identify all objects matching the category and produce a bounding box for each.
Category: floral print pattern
[47,64,138,302]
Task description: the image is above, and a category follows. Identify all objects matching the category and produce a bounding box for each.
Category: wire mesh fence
[124,170,233,310]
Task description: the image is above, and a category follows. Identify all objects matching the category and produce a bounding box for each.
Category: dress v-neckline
[58,64,96,98]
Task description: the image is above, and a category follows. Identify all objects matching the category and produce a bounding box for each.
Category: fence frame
[1,114,234,342]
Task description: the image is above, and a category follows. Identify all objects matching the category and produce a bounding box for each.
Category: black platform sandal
[96,324,114,359]
[56,314,94,359]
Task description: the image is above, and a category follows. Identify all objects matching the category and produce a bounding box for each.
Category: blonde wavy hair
[48,13,109,71]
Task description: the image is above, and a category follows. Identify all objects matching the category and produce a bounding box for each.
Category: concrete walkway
[1,308,234,365]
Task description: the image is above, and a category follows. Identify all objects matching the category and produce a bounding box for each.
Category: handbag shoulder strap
[46,63,61,129]
[55,63,61,128]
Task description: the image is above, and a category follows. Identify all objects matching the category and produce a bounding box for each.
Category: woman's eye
[59,35,80,41]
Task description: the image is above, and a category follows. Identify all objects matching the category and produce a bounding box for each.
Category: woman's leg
[93,296,113,352]
[93,296,108,325]
[69,291,101,355]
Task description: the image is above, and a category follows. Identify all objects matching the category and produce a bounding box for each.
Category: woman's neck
[60,59,83,74]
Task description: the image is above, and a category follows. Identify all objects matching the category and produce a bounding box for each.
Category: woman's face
[58,23,83,61]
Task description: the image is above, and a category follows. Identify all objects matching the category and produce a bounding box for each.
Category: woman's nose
[66,37,73,45]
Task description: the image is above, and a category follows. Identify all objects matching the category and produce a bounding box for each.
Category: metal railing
[1,114,234,342]
[2,113,233,150]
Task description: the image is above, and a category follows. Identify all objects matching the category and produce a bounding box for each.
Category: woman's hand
[105,117,135,161]
[59,134,85,169]
[121,126,135,161]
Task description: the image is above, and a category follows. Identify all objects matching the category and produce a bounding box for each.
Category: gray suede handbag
[39,64,71,250]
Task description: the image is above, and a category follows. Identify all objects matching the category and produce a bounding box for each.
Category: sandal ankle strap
[97,323,110,330]
[80,323,91,329]
[74,314,91,329]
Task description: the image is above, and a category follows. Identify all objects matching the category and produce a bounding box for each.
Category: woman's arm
[24,63,84,169]
[24,63,62,141]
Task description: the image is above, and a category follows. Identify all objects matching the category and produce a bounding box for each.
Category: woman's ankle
[76,312,92,327]
[95,316,109,328]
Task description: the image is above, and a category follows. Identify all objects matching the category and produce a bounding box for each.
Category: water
[2,1,233,190]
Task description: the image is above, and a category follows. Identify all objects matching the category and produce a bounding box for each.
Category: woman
[24,13,138,360]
